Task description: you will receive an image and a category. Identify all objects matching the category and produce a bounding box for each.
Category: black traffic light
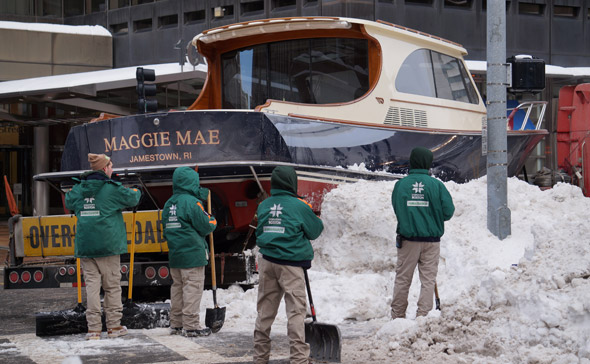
[507,56,545,93]
[136,67,158,114]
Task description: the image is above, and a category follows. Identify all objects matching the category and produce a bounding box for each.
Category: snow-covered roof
[0,62,207,99]
[466,60,590,78]
[0,20,111,37]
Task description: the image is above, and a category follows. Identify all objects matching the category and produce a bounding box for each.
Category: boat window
[395,50,437,98]
[396,49,479,104]
[221,38,369,109]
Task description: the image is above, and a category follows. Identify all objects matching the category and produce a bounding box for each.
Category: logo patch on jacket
[166,204,181,228]
[269,204,283,217]
[265,204,285,233]
[80,196,99,216]
[408,182,429,207]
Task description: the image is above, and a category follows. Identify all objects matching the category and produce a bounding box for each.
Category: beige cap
[88,153,111,171]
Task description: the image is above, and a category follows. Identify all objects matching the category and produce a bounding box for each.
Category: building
[1,0,590,217]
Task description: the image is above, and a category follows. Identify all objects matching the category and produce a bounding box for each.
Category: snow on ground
[212,176,590,363]
[8,176,590,363]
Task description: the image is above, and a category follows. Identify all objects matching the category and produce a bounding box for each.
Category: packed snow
[6,176,590,363]
[214,176,590,363]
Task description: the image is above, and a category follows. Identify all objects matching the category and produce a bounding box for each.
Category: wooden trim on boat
[376,19,463,49]
[191,23,375,110]
[388,98,487,115]
[201,17,342,35]
[286,112,548,136]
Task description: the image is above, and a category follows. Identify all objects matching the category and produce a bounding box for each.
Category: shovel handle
[434,281,440,310]
[76,258,82,304]
[303,269,317,322]
[208,192,218,306]
[128,209,137,300]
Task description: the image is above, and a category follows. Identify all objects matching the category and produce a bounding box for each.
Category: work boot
[85,331,101,340]
[182,328,211,337]
[107,326,128,338]
[170,327,183,335]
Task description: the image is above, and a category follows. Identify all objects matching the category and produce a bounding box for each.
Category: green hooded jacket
[392,147,455,240]
[162,167,217,269]
[65,170,141,258]
[256,166,324,264]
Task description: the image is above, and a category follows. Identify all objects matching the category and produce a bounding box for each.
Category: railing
[507,101,547,131]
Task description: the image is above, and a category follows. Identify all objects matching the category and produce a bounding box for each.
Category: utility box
[507,55,545,93]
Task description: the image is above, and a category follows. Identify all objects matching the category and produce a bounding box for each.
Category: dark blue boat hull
[61,110,546,182]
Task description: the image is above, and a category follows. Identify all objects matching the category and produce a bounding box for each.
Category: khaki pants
[81,255,123,332]
[253,258,309,364]
[391,240,440,319]
[170,266,205,331]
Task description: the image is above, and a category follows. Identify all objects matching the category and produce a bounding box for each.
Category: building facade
[1,0,589,68]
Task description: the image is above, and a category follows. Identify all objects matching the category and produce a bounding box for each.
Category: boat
[39,16,547,251]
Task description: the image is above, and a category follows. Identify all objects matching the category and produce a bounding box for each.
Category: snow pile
[308,177,590,363]
[213,177,590,363]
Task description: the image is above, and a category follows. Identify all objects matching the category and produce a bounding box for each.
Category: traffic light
[136,67,158,114]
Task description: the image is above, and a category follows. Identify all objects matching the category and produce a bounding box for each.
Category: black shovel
[122,207,170,329]
[304,269,342,362]
[205,191,226,333]
[35,258,87,336]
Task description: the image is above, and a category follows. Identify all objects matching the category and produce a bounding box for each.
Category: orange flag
[3,175,19,216]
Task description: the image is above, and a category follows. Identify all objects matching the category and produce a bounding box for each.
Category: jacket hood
[270,166,298,195]
[410,147,433,170]
[78,170,109,198]
[172,167,209,200]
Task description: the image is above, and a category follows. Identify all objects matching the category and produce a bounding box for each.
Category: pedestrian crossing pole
[486,0,511,240]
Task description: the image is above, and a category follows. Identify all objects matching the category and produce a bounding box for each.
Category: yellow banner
[21,210,169,257]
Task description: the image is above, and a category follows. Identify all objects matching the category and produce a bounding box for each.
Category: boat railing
[507,101,547,131]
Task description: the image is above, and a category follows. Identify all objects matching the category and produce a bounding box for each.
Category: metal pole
[486,0,511,239]
[33,126,49,216]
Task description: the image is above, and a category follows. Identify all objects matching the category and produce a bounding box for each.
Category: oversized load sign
[19,211,169,258]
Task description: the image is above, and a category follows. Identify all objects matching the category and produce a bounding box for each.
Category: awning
[0,62,207,125]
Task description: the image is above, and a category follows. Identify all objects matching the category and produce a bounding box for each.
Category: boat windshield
[395,49,479,104]
[221,38,369,109]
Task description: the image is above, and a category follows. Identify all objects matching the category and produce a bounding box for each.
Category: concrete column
[33,126,49,216]
[486,0,511,239]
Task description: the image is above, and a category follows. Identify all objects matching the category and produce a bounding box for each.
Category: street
[0,269,293,364]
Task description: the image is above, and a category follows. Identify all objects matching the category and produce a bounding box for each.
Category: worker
[391,147,455,319]
[163,167,217,337]
[253,166,324,364]
[65,153,141,340]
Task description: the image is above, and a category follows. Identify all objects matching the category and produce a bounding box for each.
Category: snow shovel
[35,258,88,336]
[121,206,170,329]
[304,269,342,362]
[205,191,226,333]
[434,282,441,310]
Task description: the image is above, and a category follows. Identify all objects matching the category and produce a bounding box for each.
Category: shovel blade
[205,306,226,333]
[35,305,87,337]
[305,322,342,362]
[122,302,170,329]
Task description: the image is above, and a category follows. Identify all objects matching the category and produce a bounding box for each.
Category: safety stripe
[297,198,313,209]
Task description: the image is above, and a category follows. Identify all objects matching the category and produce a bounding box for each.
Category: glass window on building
[396,48,479,104]
[38,0,62,18]
[0,1,34,15]
[64,0,84,16]
[110,0,130,9]
[86,0,106,13]
[221,38,369,109]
